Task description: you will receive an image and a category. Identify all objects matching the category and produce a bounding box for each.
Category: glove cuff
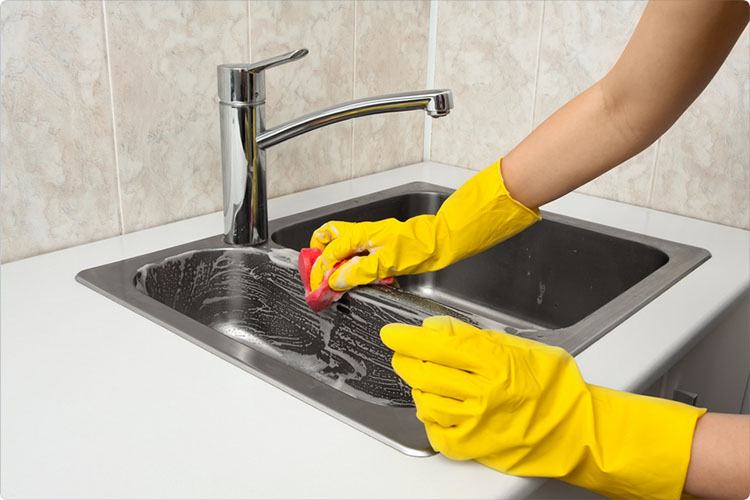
[566,385,707,500]
[430,158,541,269]
[496,157,541,221]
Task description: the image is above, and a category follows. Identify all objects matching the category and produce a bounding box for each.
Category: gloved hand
[381,316,707,500]
[308,159,540,291]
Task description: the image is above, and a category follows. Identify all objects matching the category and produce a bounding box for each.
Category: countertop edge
[1,162,748,499]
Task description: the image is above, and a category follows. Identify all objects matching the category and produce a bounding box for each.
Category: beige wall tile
[250,0,354,198]
[106,0,247,232]
[4,0,746,265]
[537,1,656,206]
[430,0,543,170]
[534,1,644,125]
[352,0,429,177]
[1,0,120,262]
[651,28,750,229]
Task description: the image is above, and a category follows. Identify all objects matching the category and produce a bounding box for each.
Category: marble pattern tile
[351,0,429,177]
[250,0,354,198]
[1,0,120,262]
[651,28,749,229]
[536,0,657,206]
[430,0,543,170]
[3,0,746,267]
[535,1,645,125]
[106,1,247,232]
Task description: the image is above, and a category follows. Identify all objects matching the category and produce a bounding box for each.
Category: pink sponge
[298,247,394,312]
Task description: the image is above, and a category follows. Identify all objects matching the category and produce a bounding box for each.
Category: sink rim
[76,182,710,457]
[269,181,711,354]
[76,234,436,457]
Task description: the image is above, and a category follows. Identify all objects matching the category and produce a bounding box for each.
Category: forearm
[502,0,749,209]
[501,82,633,208]
[684,413,750,499]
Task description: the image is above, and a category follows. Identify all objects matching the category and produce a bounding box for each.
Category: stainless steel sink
[271,183,710,350]
[77,182,709,456]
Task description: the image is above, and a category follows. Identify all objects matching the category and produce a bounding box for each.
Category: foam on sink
[135,247,417,406]
[215,314,393,407]
[266,247,300,270]
[134,246,543,408]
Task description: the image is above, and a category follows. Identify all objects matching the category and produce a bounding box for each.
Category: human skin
[308,1,750,496]
[684,412,750,499]
[501,1,749,497]
[501,0,749,209]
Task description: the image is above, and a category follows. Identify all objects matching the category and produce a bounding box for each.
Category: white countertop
[2,162,748,499]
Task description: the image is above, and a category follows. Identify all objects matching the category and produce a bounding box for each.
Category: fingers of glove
[309,232,364,290]
[309,221,348,250]
[421,315,483,338]
[423,316,524,376]
[424,315,549,355]
[429,314,575,377]
[318,231,369,275]
[308,256,326,291]
[380,320,487,373]
[327,253,384,291]
[423,422,474,460]
[391,353,477,401]
[310,257,325,290]
[412,389,474,428]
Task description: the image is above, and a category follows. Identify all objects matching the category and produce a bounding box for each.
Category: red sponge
[298,247,394,312]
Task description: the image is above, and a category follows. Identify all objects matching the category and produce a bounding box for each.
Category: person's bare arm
[502,0,749,208]
[502,3,750,495]
[685,413,750,499]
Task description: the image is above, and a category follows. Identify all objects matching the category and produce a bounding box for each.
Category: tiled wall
[2,0,748,262]
[0,0,428,262]
[430,0,749,229]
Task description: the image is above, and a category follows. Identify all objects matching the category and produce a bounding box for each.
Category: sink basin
[77,235,476,455]
[272,183,710,350]
[77,181,709,456]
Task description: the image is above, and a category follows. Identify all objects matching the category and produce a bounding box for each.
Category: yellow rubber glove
[309,159,540,291]
[381,316,707,500]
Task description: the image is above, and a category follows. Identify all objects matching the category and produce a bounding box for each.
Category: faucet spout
[257,89,453,149]
[218,49,454,246]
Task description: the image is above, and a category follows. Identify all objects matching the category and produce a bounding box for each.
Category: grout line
[350,0,357,180]
[422,0,439,161]
[646,138,662,206]
[247,0,253,59]
[101,0,126,235]
[529,0,545,131]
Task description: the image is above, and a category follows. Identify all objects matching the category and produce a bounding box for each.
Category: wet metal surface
[135,247,473,407]
[271,183,711,355]
[273,189,671,330]
[77,182,710,455]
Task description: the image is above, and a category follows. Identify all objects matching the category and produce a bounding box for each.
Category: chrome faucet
[217,49,453,246]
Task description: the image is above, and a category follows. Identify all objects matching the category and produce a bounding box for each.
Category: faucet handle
[218,49,308,105]
[245,48,308,73]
